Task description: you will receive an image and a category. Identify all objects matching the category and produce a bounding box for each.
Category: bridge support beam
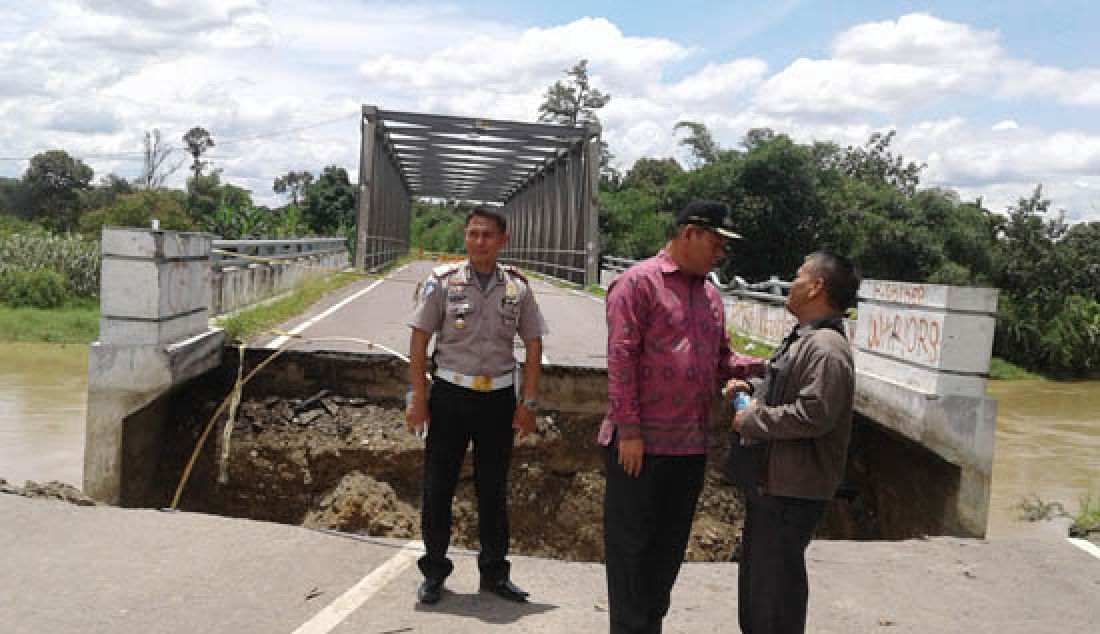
[84,228,224,504]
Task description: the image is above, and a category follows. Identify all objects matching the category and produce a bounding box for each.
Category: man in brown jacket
[729,251,860,634]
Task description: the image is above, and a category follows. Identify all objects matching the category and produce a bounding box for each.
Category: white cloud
[1,6,1099,224]
[755,13,1100,118]
[833,13,1001,68]
[664,59,768,104]
[359,17,688,96]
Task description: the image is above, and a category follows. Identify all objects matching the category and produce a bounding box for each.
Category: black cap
[676,200,741,239]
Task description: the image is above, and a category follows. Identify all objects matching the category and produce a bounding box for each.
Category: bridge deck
[3,493,1098,633]
[253,260,609,368]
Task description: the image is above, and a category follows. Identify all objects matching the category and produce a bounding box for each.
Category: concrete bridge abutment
[84,228,224,504]
[84,228,349,505]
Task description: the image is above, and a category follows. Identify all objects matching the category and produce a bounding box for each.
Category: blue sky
[2,1,1098,222]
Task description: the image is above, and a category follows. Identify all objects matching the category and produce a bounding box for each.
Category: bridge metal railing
[211,237,347,269]
[209,237,350,316]
[499,247,587,280]
[726,275,790,304]
[600,255,790,303]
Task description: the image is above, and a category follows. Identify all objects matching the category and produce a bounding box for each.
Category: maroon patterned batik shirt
[598,250,764,455]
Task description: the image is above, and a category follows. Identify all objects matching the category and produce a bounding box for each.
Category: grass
[215,269,367,342]
[728,328,776,358]
[989,357,1043,381]
[1070,494,1100,538]
[1015,495,1067,522]
[0,298,100,343]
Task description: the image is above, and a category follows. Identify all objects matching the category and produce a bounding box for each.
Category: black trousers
[603,444,706,634]
[418,379,515,583]
[737,492,826,634]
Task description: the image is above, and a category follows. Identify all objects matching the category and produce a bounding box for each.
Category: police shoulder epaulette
[432,263,462,278]
[502,265,528,284]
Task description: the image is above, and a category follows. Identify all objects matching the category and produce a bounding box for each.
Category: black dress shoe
[479,578,530,602]
[417,579,443,605]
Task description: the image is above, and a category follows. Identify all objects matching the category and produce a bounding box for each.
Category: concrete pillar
[84,228,225,504]
[851,280,999,537]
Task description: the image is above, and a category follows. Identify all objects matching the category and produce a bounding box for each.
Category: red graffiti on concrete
[865,308,942,366]
[728,301,798,344]
[870,281,928,306]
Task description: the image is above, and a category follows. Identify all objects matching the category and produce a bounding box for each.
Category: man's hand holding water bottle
[722,379,755,433]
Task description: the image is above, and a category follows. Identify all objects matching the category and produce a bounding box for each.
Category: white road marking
[267,263,411,349]
[1068,537,1100,560]
[566,287,605,304]
[291,540,422,634]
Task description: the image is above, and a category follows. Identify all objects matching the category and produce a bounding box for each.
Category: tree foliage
[182,127,215,180]
[274,170,314,207]
[601,127,1098,376]
[538,59,611,126]
[22,150,94,231]
[539,59,616,183]
[674,121,721,167]
[305,166,355,232]
[80,190,193,235]
[410,200,468,253]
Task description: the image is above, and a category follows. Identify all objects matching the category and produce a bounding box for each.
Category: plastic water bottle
[731,391,752,411]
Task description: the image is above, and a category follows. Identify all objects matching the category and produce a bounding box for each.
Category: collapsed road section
[131,349,744,563]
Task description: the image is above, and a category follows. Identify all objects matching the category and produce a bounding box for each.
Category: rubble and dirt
[164,393,747,562]
[302,471,417,536]
[0,478,99,506]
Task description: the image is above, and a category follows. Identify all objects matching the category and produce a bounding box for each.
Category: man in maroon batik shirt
[600,200,764,634]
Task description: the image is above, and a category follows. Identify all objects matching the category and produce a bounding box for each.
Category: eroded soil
[164,391,746,562]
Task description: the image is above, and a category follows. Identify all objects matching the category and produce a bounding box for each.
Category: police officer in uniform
[406,208,548,605]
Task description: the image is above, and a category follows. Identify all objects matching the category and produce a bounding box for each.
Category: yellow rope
[169,330,429,510]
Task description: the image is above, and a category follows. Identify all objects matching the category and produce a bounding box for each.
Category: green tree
[186,170,223,221]
[838,130,925,196]
[305,166,355,232]
[667,131,826,280]
[673,121,721,167]
[80,174,134,212]
[22,150,94,231]
[598,187,674,258]
[410,200,468,252]
[0,176,32,220]
[539,59,615,182]
[182,127,215,180]
[271,204,309,238]
[79,190,194,235]
[1059,221,1100,300]
[538,59,611,126]
[622,157,683,193]
[994,185,1066,305]
[273,170,314,207]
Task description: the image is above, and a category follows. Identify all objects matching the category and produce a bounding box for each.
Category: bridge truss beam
[355,105,601,284]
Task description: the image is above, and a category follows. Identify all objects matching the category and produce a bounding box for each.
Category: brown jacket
[741,321,854,500]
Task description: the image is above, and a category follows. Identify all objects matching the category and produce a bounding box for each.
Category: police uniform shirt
[408,261,548,378]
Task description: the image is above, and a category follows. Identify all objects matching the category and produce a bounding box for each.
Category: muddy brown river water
[1,343,1097,537]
